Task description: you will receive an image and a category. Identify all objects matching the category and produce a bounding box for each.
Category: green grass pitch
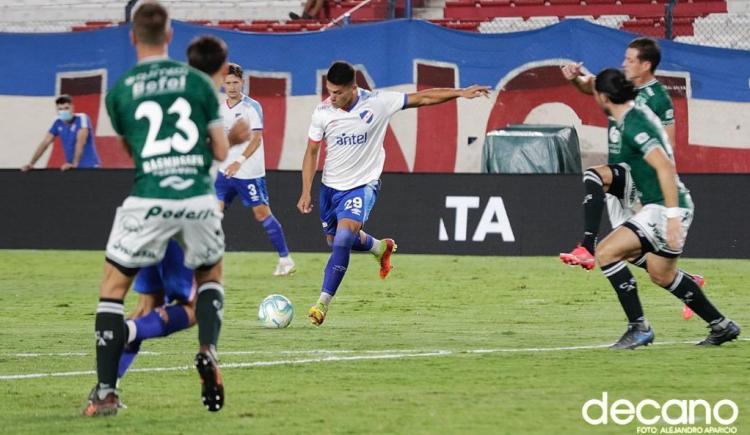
[0,250,747,434]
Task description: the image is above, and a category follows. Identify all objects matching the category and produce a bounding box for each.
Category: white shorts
[606,193,635,228]
[105,194,225,270]
[623,203,694,257]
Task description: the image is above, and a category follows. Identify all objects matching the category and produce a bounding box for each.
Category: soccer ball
[258,294,294,328]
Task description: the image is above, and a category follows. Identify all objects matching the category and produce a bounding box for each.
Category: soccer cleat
[559,244,595,270]
[195,351,224,412]
[377,238,398,279]
[682,274,705,320]
[273,257,296,277]
[81,386,120,417]
[697,320,740,346]
[610,323,655,350]
[308,302,328,326]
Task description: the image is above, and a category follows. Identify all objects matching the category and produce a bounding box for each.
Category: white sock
[369,238,382,255]
[318,292,333,305]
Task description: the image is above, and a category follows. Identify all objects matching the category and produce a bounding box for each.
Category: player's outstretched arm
[297,139,322,214]
[208,125,229,162]
[21,132,55,171]
[561,63,594,95]
[405,85,491,109]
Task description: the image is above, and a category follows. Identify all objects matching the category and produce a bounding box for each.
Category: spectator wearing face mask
[21,94,101,171]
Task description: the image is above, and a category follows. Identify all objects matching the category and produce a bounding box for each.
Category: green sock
[196,282,224,349]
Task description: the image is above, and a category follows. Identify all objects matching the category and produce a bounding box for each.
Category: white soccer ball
[258,294,294,328]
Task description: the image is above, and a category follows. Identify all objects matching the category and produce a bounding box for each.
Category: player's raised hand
[297,192,313,214]
[227,119,251,146]
[60,162,75,171]
[460,85,491,99]
[561,62,584,81]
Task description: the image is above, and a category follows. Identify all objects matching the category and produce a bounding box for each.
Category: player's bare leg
[645,255,740,346]
[595,226,655,349]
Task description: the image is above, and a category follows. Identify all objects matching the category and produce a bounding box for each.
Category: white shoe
[273,257,296,276]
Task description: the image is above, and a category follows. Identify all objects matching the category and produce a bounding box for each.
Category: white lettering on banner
[581,392,739,427]
[440,196,515,242]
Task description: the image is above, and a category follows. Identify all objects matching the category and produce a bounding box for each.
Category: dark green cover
[482,124,582,174]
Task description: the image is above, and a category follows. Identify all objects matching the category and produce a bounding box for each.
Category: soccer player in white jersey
[298,61,490,326]
[215,63,295,276]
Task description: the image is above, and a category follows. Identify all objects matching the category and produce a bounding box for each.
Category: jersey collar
[137,54,169,65]
[226,94,245,109]
[637,79,658,89]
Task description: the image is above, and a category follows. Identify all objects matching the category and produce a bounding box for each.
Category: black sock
[629,255,648,271]
[664,271,724,324]
[582,169,605,254]
[95,298,127,396]
[602,261,644,323]
[196,282,224,350]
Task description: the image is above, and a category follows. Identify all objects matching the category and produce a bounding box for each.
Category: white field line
[1,338,746,381]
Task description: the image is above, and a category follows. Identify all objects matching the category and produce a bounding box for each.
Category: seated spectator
[21,94,100,171]
[289,0,325,20]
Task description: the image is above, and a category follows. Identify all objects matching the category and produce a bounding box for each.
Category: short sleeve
[647,91,674,126]
[629,128,664,157]
[373,90,407,117]
[308,109,325,142]
[245,99,264,130]
[78,113,90,129]
[48,119,60,136]
[105,89,123,136]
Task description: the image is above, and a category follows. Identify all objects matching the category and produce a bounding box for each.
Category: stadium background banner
[1,20,750,173]
[1,170,747,259]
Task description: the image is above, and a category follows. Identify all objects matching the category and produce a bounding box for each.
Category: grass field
[0,250,747,435]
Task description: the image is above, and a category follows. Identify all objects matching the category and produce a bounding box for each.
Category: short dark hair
[326,61,355,86]
[132,1,170,46]
[628,37,661,73]
[227,63,243,80]
[595,68,638,104]
[186,35,228,76]
[55,94,72,105]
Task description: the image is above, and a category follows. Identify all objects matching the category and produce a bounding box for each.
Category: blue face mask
[58,110,73,122]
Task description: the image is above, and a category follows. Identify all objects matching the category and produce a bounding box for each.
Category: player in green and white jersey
[591,68,740,350]
[560,38,678,268]
[84,1,231,417]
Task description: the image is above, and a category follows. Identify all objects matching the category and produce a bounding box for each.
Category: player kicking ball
[298,61,490,326]
[590,68,740,349]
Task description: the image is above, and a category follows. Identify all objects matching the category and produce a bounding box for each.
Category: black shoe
[610,322,655,350]
[697,320,740,346]
[195,351,224,412]
[289,12,301,20]
[82,385,120,417]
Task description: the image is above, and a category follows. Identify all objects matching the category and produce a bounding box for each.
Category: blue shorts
[319,180,380,236]
[215,172,269,208]
[133,239,194,304]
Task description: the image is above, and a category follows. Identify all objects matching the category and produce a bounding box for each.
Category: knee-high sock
[582,169,606,254]
[601,261,644,323]
[196,282,224,349]
[95,298,127,396]
[663,270,724,324]
[351,231,375,252]
[321,228,357,296]
[262,215,290,257]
